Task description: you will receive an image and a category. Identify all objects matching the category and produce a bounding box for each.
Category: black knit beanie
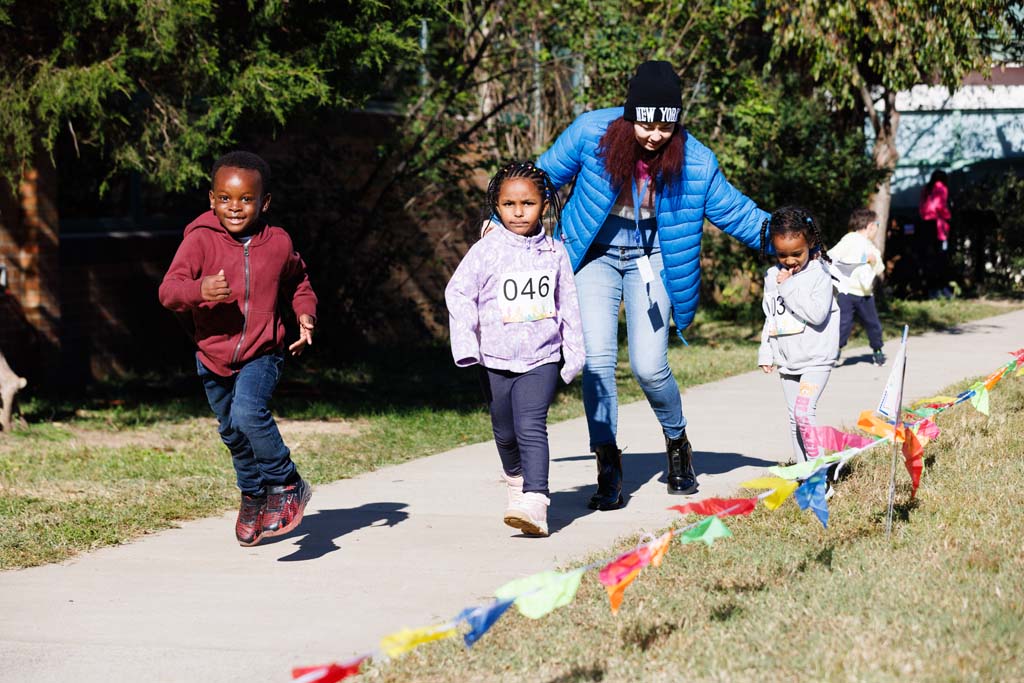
[622,61,682,123]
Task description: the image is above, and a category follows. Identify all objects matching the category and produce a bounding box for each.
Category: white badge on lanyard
[637,255,655,284]
[633,177,655,284]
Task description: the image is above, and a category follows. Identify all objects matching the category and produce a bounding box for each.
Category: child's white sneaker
[504,492,549,537]
[500,470,524,515]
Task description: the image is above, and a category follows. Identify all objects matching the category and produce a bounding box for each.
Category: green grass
[372,371,1024,682]
[0,298,1019,569]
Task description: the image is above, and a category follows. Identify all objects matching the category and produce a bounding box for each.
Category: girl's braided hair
[759,205,831,264]
[483,160,563,236]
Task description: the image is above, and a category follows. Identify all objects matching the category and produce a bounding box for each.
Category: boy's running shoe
[504,492,550,537]
[261,477,312,538]
[236,493,267,547]
[872,349,887,366]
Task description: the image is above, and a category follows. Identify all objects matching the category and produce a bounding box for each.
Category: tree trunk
[865,89,901,257]
[0,350,27,433]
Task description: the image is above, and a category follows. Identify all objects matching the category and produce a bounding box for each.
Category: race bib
[767,294,806,337]
[498,269,556,323]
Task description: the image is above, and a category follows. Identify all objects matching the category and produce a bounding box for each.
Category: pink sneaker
[500,470,524,515]
[504,492,549,537]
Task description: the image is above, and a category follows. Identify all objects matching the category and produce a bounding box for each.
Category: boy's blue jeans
[197,353,296,496]
[837,293,884,351]
[574,246,686,449]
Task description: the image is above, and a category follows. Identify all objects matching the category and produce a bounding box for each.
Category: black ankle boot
[588,443,625,511]
[665,432,698,495]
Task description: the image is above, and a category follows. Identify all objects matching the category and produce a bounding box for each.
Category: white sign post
[878,325,909,540]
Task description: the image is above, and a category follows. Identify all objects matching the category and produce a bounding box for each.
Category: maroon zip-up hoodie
[159,211,318,376]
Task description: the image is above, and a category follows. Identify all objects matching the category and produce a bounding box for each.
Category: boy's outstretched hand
[289,314,316,355]
[201,269,232,301]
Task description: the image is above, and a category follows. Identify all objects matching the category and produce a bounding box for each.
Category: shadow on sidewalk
[260,502,409,562]
[544,450,776,534]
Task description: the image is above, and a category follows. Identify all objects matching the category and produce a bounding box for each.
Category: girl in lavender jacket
[445,161,586,537]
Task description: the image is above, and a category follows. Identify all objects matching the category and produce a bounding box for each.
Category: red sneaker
[261,478,312,538]
[236,493,267,547]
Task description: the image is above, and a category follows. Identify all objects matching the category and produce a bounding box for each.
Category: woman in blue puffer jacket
[537,60,769,510]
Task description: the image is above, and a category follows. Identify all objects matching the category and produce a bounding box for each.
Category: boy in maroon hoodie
[159,151,318,547]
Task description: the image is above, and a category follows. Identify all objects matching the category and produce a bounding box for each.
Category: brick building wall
[0,161,61,385]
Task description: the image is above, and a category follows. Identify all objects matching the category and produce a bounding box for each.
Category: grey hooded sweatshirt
[758,258,839,375]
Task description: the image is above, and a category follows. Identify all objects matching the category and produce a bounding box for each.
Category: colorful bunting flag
[668,497,757,517]
[794,470,829,528]
[902,427,924,496]
[604,567,642,614]
[768,453,846,480]
[970,384,990,416]
[292,658,367,683]
[679,516,732,546]
[455,598,516,647]
[907,406,939,418]
[912,418,940,445]
[954,388,976,405]
[740,476,799,510]
[380,623,457,658]
[984,366,1008,390]
[858,409,899,441]
[647,532,673,567]
[912,395,956,409]
[804,425,874,453]
[495,569,585,619]
[599,546,653,587]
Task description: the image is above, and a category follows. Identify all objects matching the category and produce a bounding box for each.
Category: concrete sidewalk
[2,309,1022,682]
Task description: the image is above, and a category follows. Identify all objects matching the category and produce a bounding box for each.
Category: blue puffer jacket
[537,107,769,333]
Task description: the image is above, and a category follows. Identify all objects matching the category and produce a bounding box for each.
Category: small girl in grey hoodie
[758,206,840,463]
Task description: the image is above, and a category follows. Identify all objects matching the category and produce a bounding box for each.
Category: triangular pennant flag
[605,567,642,614]
[494,569,585,620]
[803,425,875,453]
[907,406,939,418]
[455,598,516,647]
[983,366,1008,390]
[647,531,673,568]
[293,658,367,683]
[902,427,924,496]
[912,395,957,408]
[740,476,799,510]
[858,409,898,440]
[970,384,990,416]
[380,623,457,658]
[910,418,940,446]
[599,546,652,587]
[769,452,845,480]
[669,497,757,517]
[794,470,829,528]
[679,516,732,546]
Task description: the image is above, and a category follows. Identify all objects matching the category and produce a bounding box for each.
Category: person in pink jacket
[919,170,952,247]
[445,161,585,537]
[919,169,954,298]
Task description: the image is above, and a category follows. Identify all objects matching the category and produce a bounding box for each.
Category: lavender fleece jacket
[445,225,585,384]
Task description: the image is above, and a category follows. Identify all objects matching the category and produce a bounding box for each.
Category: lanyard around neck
[631,176,651,249]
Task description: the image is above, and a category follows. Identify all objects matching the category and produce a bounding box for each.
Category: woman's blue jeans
[197,353,296,496]
[575,246,685,449]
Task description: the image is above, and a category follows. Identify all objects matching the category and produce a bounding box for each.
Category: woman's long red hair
[597,117,686,190]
